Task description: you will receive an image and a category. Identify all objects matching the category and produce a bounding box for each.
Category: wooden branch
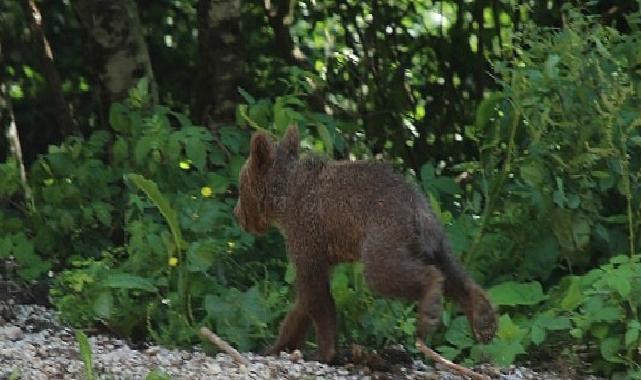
[416,340,490,380]
[199,327,249,366]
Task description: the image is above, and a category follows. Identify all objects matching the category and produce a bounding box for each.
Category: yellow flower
[201,186,214,198]
[179,160,191,170]
[168,257,178,267]
[227,241,236,249]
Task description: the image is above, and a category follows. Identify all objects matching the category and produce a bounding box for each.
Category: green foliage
[145,369,173,380]
[45,84,286,351]
[430,7,641,375]
[75,330,94,380]
[556,255,641,378]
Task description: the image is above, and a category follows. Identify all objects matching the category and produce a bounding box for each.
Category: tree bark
[264,0,305,66]
[24,0,76,137]
[72,0,158,121]
[195,0,244,128]
[0,41,34,210]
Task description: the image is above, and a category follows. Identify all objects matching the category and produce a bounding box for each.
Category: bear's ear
[278,125,299,158]
[250,132,274,172]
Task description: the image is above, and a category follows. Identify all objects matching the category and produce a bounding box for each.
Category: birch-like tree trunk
[72,0,158,120]
[195,0,244,127]
[0,41,33,210]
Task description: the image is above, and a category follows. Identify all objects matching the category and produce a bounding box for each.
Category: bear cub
[234,126,497,363]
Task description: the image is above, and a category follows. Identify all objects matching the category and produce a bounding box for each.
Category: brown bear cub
[234,126,497,363]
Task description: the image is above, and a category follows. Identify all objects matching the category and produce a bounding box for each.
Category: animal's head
[465,284,498,344]
[233,125,299,235]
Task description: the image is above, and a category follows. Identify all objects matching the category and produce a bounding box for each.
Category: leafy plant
[75,330,95,380]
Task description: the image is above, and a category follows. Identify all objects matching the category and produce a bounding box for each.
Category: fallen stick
[199,327,249,366]
[416,340,490,380]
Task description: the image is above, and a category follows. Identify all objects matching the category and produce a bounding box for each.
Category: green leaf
[520,163,544,186]
[220,126,243,154]
[561,277,584,311]
[600,336,623,363]
[134,136,154,165]
[485,339,525,367]
[544,54,560,78]
[145,369,172,380]
[93,203,112,226]
[497,314,527,342]
[436,345,462,361]
[93,291,113,319]
[591,306,622,322]
[607,273,631,298]
[126,174,184,253]
[530,324,545,345]
[99,273,157,292]
[187,241,216,271]
[317,124,334,155]
[625,321,640,347]
[237,87,255,104]
[185,139,207,171]
[75,330,94,380]
[475,92,503,131]
[113,137,129,163]
[444,316,474,348]
[488,281,547,306]
[109,103,129,133]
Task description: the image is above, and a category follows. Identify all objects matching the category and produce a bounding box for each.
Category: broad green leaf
[187,241,216,271]
[530,324,545,345]
[488,281,547,306]
[444,316,474,348]
[485,339,525,367]
[436,345,462,361]
[561,277,584,310]
[93,291,113,319]
[600,336,624,364]
[607,272,631,298]
[220,126,243,154]
[519,163,544,186]
[185,139,207,171]
[497,314,527,342]
[134,136,154,165]
[109,103,129,133]
[112,137,129,163]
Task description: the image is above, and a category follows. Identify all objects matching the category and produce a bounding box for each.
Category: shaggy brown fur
[234,126,497,363]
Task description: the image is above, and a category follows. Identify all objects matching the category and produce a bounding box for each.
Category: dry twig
[199,327,249,366]
[416,340,490,380]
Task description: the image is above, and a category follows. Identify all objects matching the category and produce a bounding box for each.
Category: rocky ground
[0,302,599,380]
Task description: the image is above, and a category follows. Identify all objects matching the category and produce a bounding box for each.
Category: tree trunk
[195,0,244,128]
[72,0,158,122]
[264,0,304,66]
[0,41,33,210]
[24,0,76,137]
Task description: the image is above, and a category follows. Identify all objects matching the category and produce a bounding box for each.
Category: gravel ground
[0,303,598,380]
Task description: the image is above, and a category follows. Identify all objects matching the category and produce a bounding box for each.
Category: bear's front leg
[268,298,311,355]
[273,259,337,363]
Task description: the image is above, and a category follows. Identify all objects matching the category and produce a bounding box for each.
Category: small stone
[1,325,24,341]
